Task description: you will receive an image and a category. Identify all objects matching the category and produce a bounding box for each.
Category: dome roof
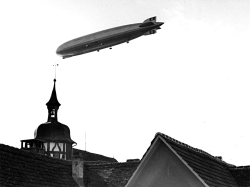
[34,121,75,144]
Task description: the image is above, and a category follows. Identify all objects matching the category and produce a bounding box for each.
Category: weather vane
[53,62,59,79]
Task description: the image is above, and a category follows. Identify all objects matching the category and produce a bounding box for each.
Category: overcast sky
[0,0,250,165]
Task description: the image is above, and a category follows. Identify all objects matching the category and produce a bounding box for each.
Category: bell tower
[33,79,76,160]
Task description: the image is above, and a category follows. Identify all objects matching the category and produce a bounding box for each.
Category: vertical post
[85,131,86,151]
[53,63,59,79]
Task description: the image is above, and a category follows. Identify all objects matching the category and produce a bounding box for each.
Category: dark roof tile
[73,148,117,162]
[83,161,139,187]
[0,144,78,187]
[229,166,250,187]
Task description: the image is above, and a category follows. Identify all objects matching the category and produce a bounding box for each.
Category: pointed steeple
[46,79,61,122]
[33,78,76,160]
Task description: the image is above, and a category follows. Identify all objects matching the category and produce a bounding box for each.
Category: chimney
[72,157,84,187]
[216,156,223,161]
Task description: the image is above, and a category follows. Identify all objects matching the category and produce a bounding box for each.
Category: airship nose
[56,45,63,55]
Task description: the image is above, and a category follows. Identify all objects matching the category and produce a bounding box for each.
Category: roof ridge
[85,161,140,166]
[229,165,250,170]
[156,132,227,164]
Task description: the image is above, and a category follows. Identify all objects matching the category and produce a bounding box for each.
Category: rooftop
[0,143,78,187]
[73,148,117,162]
[152,132,249,187]
[83,161,139,187]
[229,166,250,187]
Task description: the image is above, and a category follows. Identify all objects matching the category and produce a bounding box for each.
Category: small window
[58,143,64,152]
[50,142,55,151]
[44,143,47,151]
[53,143,60,152]
[51,109,56,117]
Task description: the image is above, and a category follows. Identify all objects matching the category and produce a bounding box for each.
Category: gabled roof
[73,148,117,162]
[127,132,249,187]
[156,132,239,187]
[0,143,78,187]
[83,161,139,187]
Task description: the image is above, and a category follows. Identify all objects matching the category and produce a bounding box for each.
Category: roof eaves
[156,132,234,167]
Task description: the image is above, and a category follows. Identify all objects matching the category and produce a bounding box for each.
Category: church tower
[33,79,76,160]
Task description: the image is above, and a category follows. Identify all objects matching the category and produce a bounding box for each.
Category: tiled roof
[83,161,139,187]
[0,143,78,187]
[156,132,241,187]
[73,148,117,162]
[229,166,250,187]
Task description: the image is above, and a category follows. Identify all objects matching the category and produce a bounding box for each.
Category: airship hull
[56,17,164,59]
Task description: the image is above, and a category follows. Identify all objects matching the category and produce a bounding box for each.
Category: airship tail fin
[140,17,157,27]
[143,16,156,23]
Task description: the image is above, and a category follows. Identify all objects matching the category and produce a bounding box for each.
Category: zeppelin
[56,17,164,59]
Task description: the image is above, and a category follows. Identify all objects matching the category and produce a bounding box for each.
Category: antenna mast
[113,146,115,158]
[85,131,86,151]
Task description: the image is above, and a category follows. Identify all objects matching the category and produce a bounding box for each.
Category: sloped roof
[83,161,139,187]
[73,148,117,162]
[0,143,78,187]
[155,133,241,187]
[229,166,250,187]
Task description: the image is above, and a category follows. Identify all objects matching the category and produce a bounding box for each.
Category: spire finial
[53,63,59,79]
[46,78,61,122]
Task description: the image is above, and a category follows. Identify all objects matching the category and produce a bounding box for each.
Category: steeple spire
[46,79,61,122]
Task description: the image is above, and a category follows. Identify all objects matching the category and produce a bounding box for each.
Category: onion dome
[34,121,75,144]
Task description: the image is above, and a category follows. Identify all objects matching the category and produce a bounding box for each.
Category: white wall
[126,138,206,187]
